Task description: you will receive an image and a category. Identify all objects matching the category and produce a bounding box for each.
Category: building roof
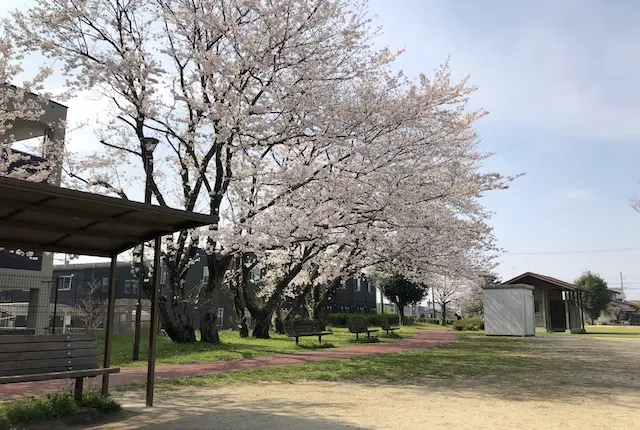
[502,271,583,291]
[0,176,217,257]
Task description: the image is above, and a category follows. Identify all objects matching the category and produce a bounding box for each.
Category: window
[102,277,109,293]
[216,307,224,328]
[124,280,131,294]
[355,279,362,292]
[368,282,375,294]
[132,281,139,296]
[202,266,209,283]
[58,275,73,291]
[340,280,346,290]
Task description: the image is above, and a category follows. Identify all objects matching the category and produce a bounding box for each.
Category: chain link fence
[0,273,150,336]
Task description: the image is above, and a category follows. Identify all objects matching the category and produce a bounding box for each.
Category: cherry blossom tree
[6,0,405,343]
[6,0,516,343]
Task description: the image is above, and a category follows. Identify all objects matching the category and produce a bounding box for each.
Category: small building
[502,272,586,333]
[483,283,536,336]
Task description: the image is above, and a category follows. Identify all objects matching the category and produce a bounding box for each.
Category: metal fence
[0,273,150,336]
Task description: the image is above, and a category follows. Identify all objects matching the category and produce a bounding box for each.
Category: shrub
[326,313,400,327]
[451,317,484,331]
[0,390,120,429]
[81,391,122,414]
[402,316,416,325]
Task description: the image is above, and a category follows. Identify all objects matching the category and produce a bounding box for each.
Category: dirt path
[94,380,640,429]
[0,330,457,398]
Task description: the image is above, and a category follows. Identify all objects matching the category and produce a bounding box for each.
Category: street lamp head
[142,137,159,153]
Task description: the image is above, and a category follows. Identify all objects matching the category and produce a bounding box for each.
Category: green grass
[115,335,536,390]
[115,329,640,394]
[0,391,120,430]
[101,324,436,368]
[584,325,640,338]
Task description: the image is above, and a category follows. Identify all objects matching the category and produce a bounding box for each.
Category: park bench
[380,319,400,335]
[285,320,333,345]
[347,319,379,340]
[0,334,120,402]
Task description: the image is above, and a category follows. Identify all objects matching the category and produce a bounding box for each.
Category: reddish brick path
[0,330,457,399]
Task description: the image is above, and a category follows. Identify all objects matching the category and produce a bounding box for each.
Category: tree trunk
[158,296,196,343]
[231,280,250,338]
[252,311,271,339]
[274,310,286,335]
[441,302,447,326]
[199,282,221,344]
[200,309,221,343]
[398,303,405,326]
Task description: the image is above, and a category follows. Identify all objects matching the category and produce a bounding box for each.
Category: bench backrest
[0,334,99,377]
[285,320,321,335]
[347,319,368,333]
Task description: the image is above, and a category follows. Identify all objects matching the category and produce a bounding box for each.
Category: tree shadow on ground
[82,394,365,430]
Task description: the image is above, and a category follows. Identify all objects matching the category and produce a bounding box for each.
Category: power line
[506,247,640,256]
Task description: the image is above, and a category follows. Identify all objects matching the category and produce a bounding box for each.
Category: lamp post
[133,137,158,361]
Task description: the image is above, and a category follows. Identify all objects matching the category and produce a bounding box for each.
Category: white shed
[483,283,535,337]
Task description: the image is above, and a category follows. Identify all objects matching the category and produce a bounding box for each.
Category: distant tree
[377,274,428,325]
[574,271,611,324]
[461,273,501,317]
[432,278,465,325]
[75,278,107,331]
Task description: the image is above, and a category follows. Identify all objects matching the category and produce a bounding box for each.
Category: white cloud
[371,0,640,141]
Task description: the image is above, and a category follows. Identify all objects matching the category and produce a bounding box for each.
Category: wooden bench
[285,320,333,345]
[0,334,120,402]
[347,319,379,340]
[380,319,400,335]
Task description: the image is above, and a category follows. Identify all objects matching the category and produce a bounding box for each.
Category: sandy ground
[77,335,640,429]
[94,380,640,430]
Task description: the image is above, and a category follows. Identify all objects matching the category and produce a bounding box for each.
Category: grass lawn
[116,329,640,393]
[101,324,441,368]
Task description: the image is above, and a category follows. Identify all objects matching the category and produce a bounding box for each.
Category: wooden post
[146,236,161,407]
[74,378,84,403]
[101,254,118,395]
[563,290,571,332]
[579,291,585,330]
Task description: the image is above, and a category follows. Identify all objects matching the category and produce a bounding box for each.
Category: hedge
[326,313,399,327]
[451,317,484,331]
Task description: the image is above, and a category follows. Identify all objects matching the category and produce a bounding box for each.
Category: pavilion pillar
[563,290,571,332]
[579,291,585,330]
[102,254,118,395]
[146,236,162,407]
[541,287,551,332]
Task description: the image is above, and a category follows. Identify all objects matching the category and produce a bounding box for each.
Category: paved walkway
[0,330,457,399]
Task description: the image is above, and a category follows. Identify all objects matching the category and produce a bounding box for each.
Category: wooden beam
[0,238,113,257]
[0,219,141,244]
[1,198,178,231]
[146,236,162,407]
[101,255,118,395]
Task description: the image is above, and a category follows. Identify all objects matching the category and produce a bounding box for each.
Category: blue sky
[3,1,640,299]
[368,0,640,298]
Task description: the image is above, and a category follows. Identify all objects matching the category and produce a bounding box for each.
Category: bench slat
[0,364,98,378]
[0,334,95,344]
[0,368,120,384]
[0,356,98,374]
[0,348,97,362]
[0,340,97,353]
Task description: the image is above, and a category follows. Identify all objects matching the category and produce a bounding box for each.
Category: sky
[3,1,640,299]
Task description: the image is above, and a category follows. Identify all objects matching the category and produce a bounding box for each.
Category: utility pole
[620,271,624,292]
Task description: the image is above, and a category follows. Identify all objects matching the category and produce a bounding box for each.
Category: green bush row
[326,313,400,327]
[416,317,456,325]
[322,313,425,327]
[451,317,485,331]
[0,390,120,430]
